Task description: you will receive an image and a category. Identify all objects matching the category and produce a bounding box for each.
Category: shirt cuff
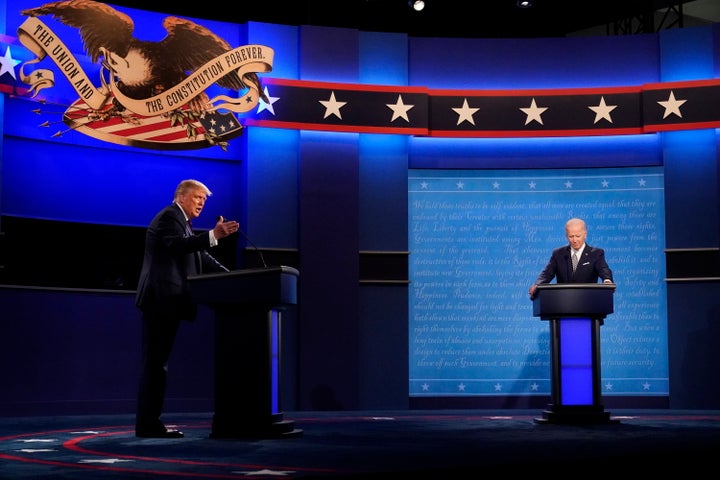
[209,230,218,247]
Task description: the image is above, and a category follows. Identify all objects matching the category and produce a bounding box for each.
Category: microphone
[217,216,268,268]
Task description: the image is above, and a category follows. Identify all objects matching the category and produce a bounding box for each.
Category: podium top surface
[188,265,299,282]
[533,283,615,318]
[188,265,299,306]
[535,283,616,291]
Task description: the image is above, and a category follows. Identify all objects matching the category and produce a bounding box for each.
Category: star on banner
[387,94,414,122]
[257,86,279,115]
[453,98,480,125]
[0,46,21,80]
[320,91,346,119]
[235,469,296,476]
[520,98,547,125]
[588,96,617,124]
[78,459,134,464]
[657,90,686,118]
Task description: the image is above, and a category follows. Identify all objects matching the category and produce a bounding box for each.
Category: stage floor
[1,409,719,478]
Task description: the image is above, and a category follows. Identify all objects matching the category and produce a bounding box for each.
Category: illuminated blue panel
[409,134,662,170]
[559,319,593,405]
[270,309,280,414]
[409,35,660,89]
[360,31,409,86]
[659,27,715,81]
[2,136,243,228]
[248,21,300,80]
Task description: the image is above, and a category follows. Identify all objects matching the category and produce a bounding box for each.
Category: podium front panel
[559,319,593,405]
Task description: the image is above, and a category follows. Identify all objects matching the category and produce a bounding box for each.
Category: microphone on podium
[217,216,268,268]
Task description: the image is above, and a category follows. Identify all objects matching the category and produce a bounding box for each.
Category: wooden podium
[532,283,618,424]
[188,266,302,438]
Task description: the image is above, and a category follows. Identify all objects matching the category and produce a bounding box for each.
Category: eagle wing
[160,17,267,101]
[21,0,135,64]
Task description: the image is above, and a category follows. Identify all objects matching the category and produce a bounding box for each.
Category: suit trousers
[135,307,183,432]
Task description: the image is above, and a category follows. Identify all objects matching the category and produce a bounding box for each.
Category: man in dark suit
[528,217,613,300]
[134,179,240,438]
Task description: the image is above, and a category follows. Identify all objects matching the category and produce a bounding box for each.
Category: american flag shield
[62,97,244,150]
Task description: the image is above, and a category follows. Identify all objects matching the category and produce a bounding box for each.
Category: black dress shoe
[136,429,184,438]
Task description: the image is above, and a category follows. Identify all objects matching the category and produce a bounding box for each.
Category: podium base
[534,404,620,425]
[210,413,304,439]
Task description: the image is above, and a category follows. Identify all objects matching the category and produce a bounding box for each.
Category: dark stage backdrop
[408,166,667,398]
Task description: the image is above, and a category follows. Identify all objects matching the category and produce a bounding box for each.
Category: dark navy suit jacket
[135,203,228,321]
[533,244,613,286]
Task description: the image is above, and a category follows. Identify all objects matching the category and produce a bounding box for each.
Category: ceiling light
[410,1,425,12]
[516,0,533,8]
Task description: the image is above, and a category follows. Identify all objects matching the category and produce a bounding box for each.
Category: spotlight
[409,1,425,12]
[516,0,533,8]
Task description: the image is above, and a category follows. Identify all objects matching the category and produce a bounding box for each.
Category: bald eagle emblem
[17,0,274,150]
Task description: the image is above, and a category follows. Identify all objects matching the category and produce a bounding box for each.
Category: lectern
[532,283,618,424]
[188,266,302,438]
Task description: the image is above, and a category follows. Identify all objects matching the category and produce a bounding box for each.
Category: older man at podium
[529,217,613,300]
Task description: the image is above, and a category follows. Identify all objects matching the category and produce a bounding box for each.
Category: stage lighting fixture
[409,1,425,12]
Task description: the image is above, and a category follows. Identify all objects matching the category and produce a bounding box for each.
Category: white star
[319,91,346,119]
[492,181,500,189]
[458,382,466,391]
[456,181,464,189]
[452,98,480,125]
[79,458,133,464]
[564,180,573,188]
[420,181,429,189]
[638,178,647,186]
[601,179,609,187]
[604,382,614,391]
[421,383,430,391]
[236,469,296,476]
[588,96,617,124]
[257,86,279,115]
[387,94,414,122]
[642,382,651,390]
[493,383,503,391]
[530,382,539,391]
[528,181,536,189]
[657,90,687,119]
[0,46,21,80]
[520,98,548,125]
